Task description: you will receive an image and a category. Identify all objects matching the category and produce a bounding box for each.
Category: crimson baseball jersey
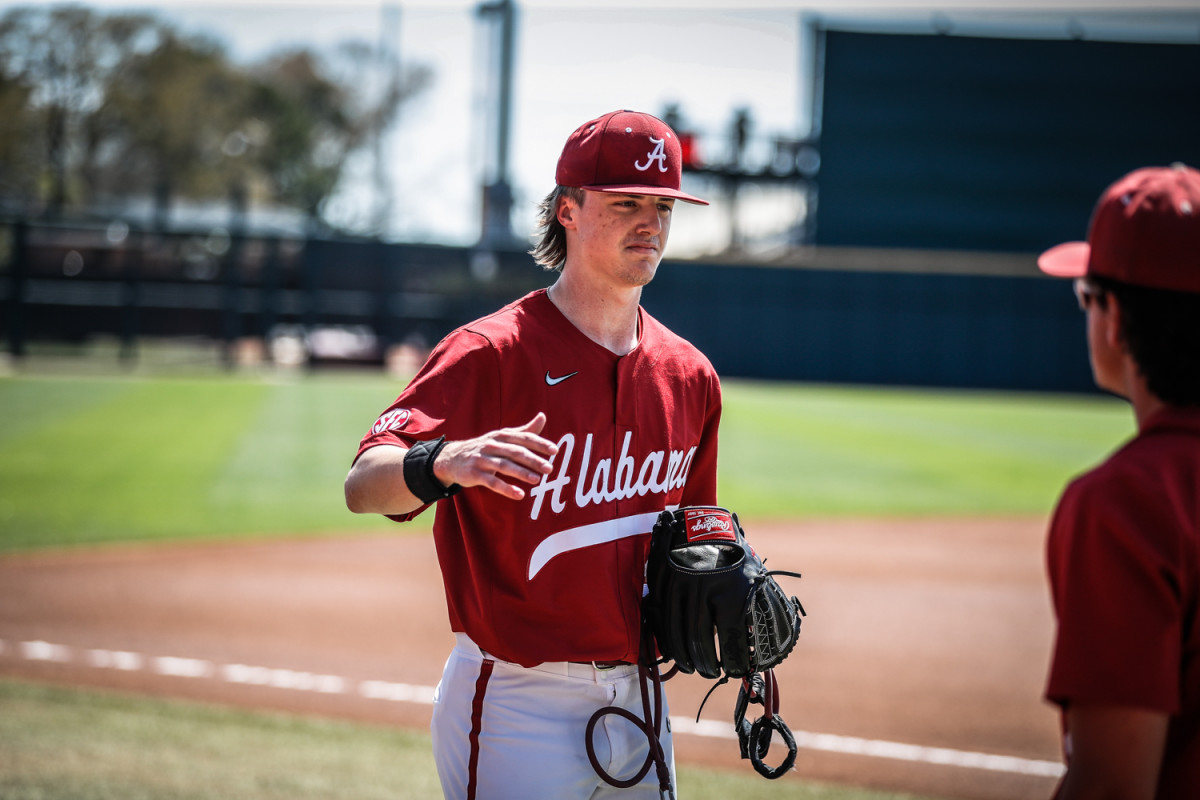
[1045,405,1200,798]
[356,289,721,667]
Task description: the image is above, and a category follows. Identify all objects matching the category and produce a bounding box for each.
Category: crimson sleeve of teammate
[644,507,803,681]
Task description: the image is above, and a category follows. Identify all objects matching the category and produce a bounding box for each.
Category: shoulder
[1057,439,1160,522]
[456,290,552,346]
[427,290,548,359]
[1068,416,1199,502]
[640,307,718,377]
[1051,422,1199,561]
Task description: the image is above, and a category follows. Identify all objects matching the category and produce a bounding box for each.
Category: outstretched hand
[433,413,558,501]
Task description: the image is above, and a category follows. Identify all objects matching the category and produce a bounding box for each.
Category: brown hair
[528,186,585,271]
[1093,276,1200,406]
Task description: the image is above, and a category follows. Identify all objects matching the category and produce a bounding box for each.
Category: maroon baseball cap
[555,109,709,205]
[1038,163,1200,294]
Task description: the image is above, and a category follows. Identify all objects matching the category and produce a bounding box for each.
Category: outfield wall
[2,225,1092,393]
[644,253,1092,393]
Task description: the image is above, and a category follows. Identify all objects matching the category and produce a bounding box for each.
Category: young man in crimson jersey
[345,110,718,798]
[1037,163,1200,799]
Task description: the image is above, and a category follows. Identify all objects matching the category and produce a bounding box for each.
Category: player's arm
[1054,704,1168,800]
[345,413,559,515]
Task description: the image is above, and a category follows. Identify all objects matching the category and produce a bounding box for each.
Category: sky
[5,0,1198,256]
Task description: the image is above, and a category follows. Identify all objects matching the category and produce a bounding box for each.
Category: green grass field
[0,368,1131,552]
[0,364,1125,799]
[0,679,931,800]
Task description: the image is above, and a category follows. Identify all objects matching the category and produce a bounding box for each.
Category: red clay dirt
[0,517,1063,800]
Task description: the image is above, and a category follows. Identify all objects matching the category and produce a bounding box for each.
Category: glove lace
[585,622,677,799]
[733,668,798,779]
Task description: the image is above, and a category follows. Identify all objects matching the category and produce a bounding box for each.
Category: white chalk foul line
[20,640,71,663]
[671,718,1064,778]
[87,649,144,671]
[4,639,433,704]
[1,638,1063,778]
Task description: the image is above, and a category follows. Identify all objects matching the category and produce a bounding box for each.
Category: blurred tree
[249,42,431,230]
[0,5,432,232]
[248,49,357,228]
[101,29,248,227]
[0,6,159,214]
[0,71,37,210]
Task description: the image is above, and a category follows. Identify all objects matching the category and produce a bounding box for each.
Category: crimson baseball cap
[555,109,709,205]
[1038,163,1200,294]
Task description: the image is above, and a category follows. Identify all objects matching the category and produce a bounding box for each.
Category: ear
[1102,293,1127,353]
[557,194,579,229]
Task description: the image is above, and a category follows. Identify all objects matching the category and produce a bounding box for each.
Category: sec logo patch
[372,408,411,435]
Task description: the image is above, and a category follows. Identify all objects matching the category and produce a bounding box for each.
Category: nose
[634,203,664,235]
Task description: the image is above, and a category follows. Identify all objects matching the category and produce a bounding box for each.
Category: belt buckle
[592,661,617,671]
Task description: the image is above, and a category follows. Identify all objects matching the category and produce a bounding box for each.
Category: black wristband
[403,437,462,505]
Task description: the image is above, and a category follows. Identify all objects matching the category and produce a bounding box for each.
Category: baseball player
[345,110,719,798]
[1037,164,1200,799]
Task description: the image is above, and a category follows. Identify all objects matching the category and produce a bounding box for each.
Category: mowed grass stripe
[205,377,408,535]
[0,373,1133,551]
[717,382,1130,516]
[0,377,269,548]
[0,374,412,551]
[0,377,134,450]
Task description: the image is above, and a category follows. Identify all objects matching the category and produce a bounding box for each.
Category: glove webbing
[585,622,677,800]
[745,567,804,670]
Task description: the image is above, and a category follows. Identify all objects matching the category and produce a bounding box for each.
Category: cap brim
[1037,241,1090,278]
[582,184,709,206]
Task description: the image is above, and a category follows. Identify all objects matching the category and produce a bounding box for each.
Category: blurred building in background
[2,3,1197,391]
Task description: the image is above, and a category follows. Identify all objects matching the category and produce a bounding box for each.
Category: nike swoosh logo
[545,370,578,386]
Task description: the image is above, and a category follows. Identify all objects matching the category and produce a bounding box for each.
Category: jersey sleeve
[1045,468,1184,714]
[353,329,502,519]
[681,365,721,507]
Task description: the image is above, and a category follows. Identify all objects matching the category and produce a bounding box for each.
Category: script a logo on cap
[635,136,668,173]
[684,508,737,543]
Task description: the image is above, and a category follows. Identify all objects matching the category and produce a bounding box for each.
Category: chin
[622,266,657,287]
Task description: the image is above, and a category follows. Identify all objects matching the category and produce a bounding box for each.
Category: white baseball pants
[431,634,676,799]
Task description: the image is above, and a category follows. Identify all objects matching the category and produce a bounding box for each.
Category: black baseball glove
[644,506,804,680]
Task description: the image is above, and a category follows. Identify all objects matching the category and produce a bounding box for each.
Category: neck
[1112,352,1165,430]
[1129,378,1167,431]
[546,273,641,356]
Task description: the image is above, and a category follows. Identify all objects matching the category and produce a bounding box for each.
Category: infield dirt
[0,517,1062,800]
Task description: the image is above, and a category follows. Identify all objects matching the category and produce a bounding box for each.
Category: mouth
[625,240,659,255]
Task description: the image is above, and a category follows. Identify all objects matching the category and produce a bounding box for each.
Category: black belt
[572,660,633,670]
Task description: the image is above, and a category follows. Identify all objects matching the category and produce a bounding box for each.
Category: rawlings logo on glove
[683,507,738,542]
